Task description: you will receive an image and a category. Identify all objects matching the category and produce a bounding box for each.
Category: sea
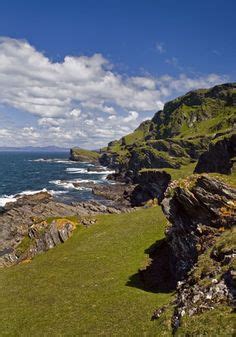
[0,151,114,207]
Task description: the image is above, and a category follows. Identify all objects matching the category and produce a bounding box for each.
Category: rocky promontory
[0,191,132,267]
[70,147,100,163]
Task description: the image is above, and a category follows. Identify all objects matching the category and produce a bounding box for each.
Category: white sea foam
[0,188,67,207]
[0,195,17,207]
[29,158,74,164]
[66,168,88,173]
[49,179,93,191]
[66,167,115,175]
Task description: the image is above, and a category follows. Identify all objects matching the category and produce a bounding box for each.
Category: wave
[0,188,67,207]
[49,179,93,191]
[66,168,88,173]
[29,158,74,164]
[66,167,115,175]
[0,195,17,207]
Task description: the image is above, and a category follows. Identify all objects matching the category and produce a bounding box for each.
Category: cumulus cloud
[123,111,139,123]
[0,37,229,148]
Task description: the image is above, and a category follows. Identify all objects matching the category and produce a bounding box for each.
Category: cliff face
[195,133,236,174]
[159,175,236,330]
[162,175,236,280]
[99,83,236,175]
[70,148,100,163]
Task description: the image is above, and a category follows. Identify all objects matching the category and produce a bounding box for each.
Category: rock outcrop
[98,83,236,177]
[157,175,236,330]
[195,133,236,174]
[162,175,236,280]
[70,148,100,163]
[130,170,171,205]
[15,218,76,264]
[0,192,132,267]
[92,183,135,207]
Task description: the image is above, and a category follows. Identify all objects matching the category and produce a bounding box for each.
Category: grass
[140,162,197,181]
[0,207,174,337]
[46,215,79,225]
[177,306,235,336]
[15,236,34,257]
[208,171,236,187]
[122,129,145,146]
[71,148,100,160]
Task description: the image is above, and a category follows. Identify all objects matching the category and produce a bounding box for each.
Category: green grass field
[1,165,235,336]
[0,207,174,337]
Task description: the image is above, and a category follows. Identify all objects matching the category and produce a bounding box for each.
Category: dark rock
[146,175,236,332]
[130,170,171,205]
[0,193,132,267]
[195,133,236,174]
[92,183,135,207]
[162,175,236,281]
[87,166,106,172]
[4,191,52,210]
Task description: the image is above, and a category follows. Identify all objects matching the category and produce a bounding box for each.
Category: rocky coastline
[1,82,236,335]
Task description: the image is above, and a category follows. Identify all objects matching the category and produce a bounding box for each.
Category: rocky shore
[0,191,132,267]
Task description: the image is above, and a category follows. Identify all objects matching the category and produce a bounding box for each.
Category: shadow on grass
[126,238,176,294]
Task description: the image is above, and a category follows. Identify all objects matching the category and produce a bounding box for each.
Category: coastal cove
[0,151,114,207]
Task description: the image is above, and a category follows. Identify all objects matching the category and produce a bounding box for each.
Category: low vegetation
[0,207,174,336]
[70,147,100,162]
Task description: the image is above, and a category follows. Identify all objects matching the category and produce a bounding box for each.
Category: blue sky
[0,0,235,148]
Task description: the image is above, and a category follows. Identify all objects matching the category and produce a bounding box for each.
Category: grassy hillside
[1,168,235,335]
[0,207,174,336]
[102,83,236,172]
[70,147,100,162]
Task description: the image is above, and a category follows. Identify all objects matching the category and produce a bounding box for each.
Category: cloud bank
[0,37,228,148]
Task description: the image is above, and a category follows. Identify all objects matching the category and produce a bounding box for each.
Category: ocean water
[0,151,114,207]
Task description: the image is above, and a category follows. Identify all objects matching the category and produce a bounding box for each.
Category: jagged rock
[171,231,236,331]
[195,133,236,174]
[0,193,132,267]
[92,183,135,206]
[99,152,121,169]
[130,170,171,205]
[17,219,76,263]
[157,175,236,331]
[162,175,236,281]
[4,191,52,210]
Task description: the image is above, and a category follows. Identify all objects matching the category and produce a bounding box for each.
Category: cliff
[70,147,100,163]
[149,175,236,331]
[195,132,236,174]
[100,83,236,177]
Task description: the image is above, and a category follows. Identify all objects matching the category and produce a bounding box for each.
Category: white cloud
[70,108,81,118]
[156,42,166,54]
[123,111,139,123]
[0,37,229,148]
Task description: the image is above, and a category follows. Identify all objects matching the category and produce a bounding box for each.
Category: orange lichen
[19,259,31,265]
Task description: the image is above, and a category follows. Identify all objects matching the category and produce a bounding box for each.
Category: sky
[0,0,235,148]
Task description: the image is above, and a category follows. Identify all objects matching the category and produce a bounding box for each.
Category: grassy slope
[0,207,174,337]
[140,162,197,180]
[72,148,100,160]
[0,164,235,336]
